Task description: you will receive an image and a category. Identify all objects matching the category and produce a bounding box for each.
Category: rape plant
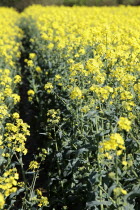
[0,7,49,209]
[21,5,140,209]
[0,8,24,208]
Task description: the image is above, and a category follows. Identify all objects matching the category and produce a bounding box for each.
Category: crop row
[21,5,140,209]
[0,8,49,209]
[0,8,28,209]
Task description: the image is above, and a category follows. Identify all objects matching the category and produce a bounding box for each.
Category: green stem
[30,170,39,198]
[16,153,28,209]
[100,175,104,210]
[54,127,63,191]
[96,116,104,210]
[115,152,120,207]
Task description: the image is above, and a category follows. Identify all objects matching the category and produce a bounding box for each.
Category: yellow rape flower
[27,89,35,96]
[99,133,124,155]
[36,189,42,196]
[14,75,21,84]
[12,94,20,104]
[0,193,5,209]
[27,60,34,67]
[29,53,36,59]
[118,117,131,132]
[120,91,133,100]
[121,189,127,195]
[12,112,20,119]
[47,43,54,49]
[29,161,39,171]
[36,66,42,72]
[122,161,127,166]
[38,196,49,207]
[44,82,53,93]
[55,74,61,81]
[70,87,82,100]
[81,105,90,113]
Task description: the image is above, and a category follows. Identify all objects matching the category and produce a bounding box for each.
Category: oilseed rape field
[0,5,140,210]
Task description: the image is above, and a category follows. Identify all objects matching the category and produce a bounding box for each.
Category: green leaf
[86,200,112,207]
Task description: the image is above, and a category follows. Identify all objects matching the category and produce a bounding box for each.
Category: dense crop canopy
[1,5,140,209]
[21,5,140,209]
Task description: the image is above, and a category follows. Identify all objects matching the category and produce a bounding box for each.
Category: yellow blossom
[121,189,127,195]
[27,89,35,96]
[29,161,39,171]
[36,66,42,72]
[0,193,5,209]
[70,87,82,100]
[29,53,36,59]
[14,75,21,83]
[118,117,131,132]
[122,161,127,166]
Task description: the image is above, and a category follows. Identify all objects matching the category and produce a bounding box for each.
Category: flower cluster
[47,109,60,124]
[99,133,125,158]
[30,189,49,207]
[2,113,30,155]
[0,168,19,197]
